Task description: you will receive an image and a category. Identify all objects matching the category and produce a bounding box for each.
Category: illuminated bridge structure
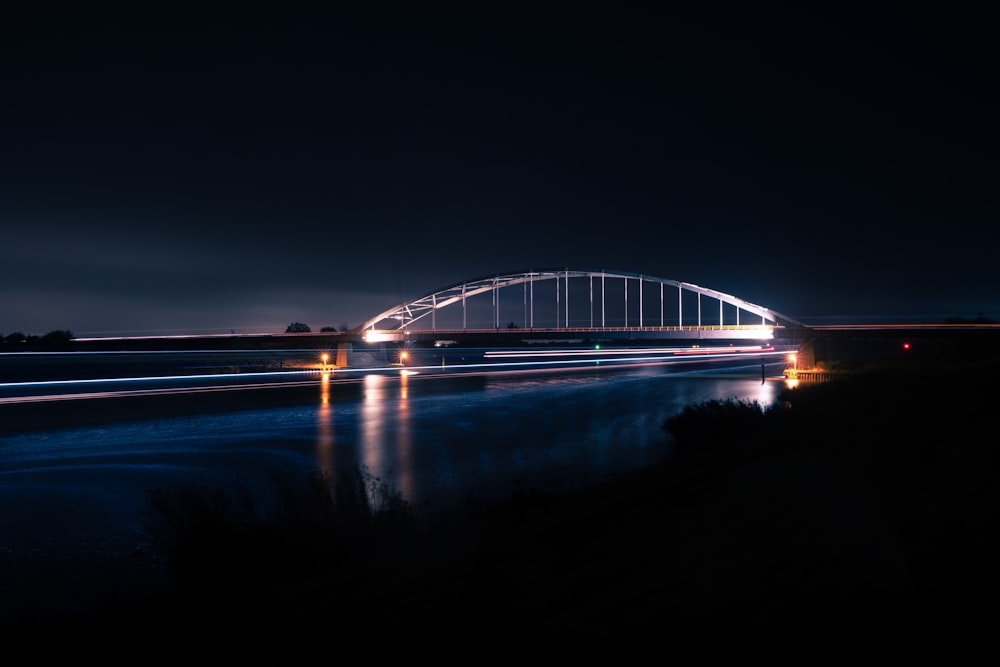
[357,268,807,345]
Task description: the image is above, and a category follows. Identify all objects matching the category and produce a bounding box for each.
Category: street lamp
[789,353,797,371]
[321,353,329,370]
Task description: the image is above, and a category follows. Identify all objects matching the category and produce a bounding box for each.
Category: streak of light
[0,348,791,405]
[483,345,774,358]
[0,370,313,389]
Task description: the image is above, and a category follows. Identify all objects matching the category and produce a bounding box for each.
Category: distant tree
[0,330,77,350]
[320,326,337,332]
[944,313,997,324]
[38,330,74,350]
[4,332,27,346]
[285,322,311,333]
[339,323,349,332]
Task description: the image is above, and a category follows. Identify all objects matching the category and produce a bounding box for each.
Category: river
[0,359,789,624]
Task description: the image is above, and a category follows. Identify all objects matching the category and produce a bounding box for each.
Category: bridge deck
[362,325,786,343]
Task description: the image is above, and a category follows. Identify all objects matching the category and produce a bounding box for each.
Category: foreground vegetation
[6,346,999,664]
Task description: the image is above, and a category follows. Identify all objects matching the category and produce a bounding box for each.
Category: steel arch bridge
[357,268,805,341]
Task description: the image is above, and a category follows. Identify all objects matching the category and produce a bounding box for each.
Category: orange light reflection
[316,372,334,475]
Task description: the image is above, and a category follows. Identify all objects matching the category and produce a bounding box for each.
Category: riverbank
[5,350,998,664]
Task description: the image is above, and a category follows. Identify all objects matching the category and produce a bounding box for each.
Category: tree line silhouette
[0,330,74,351]
[285,323,349,333]
[1,323,352,350]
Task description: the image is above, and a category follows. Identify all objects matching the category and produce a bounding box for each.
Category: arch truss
[357,268,805,335]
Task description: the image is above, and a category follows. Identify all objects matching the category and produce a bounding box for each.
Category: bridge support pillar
[336,342,351,367]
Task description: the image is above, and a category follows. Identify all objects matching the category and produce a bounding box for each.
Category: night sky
[2,2,997,337]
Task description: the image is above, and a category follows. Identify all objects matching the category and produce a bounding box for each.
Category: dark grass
[5,349,1000,664]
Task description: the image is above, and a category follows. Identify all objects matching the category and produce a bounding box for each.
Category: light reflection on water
[1,365,783,513]
[359,373,417,502]
[316,372,334,476]
[0,362,783,620]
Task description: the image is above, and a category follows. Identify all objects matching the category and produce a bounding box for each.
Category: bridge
[345,268,1000,371]
[356,268,806,346]
[63,267,998,371]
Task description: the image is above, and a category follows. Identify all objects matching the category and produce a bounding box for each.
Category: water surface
[0,362,786,622]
